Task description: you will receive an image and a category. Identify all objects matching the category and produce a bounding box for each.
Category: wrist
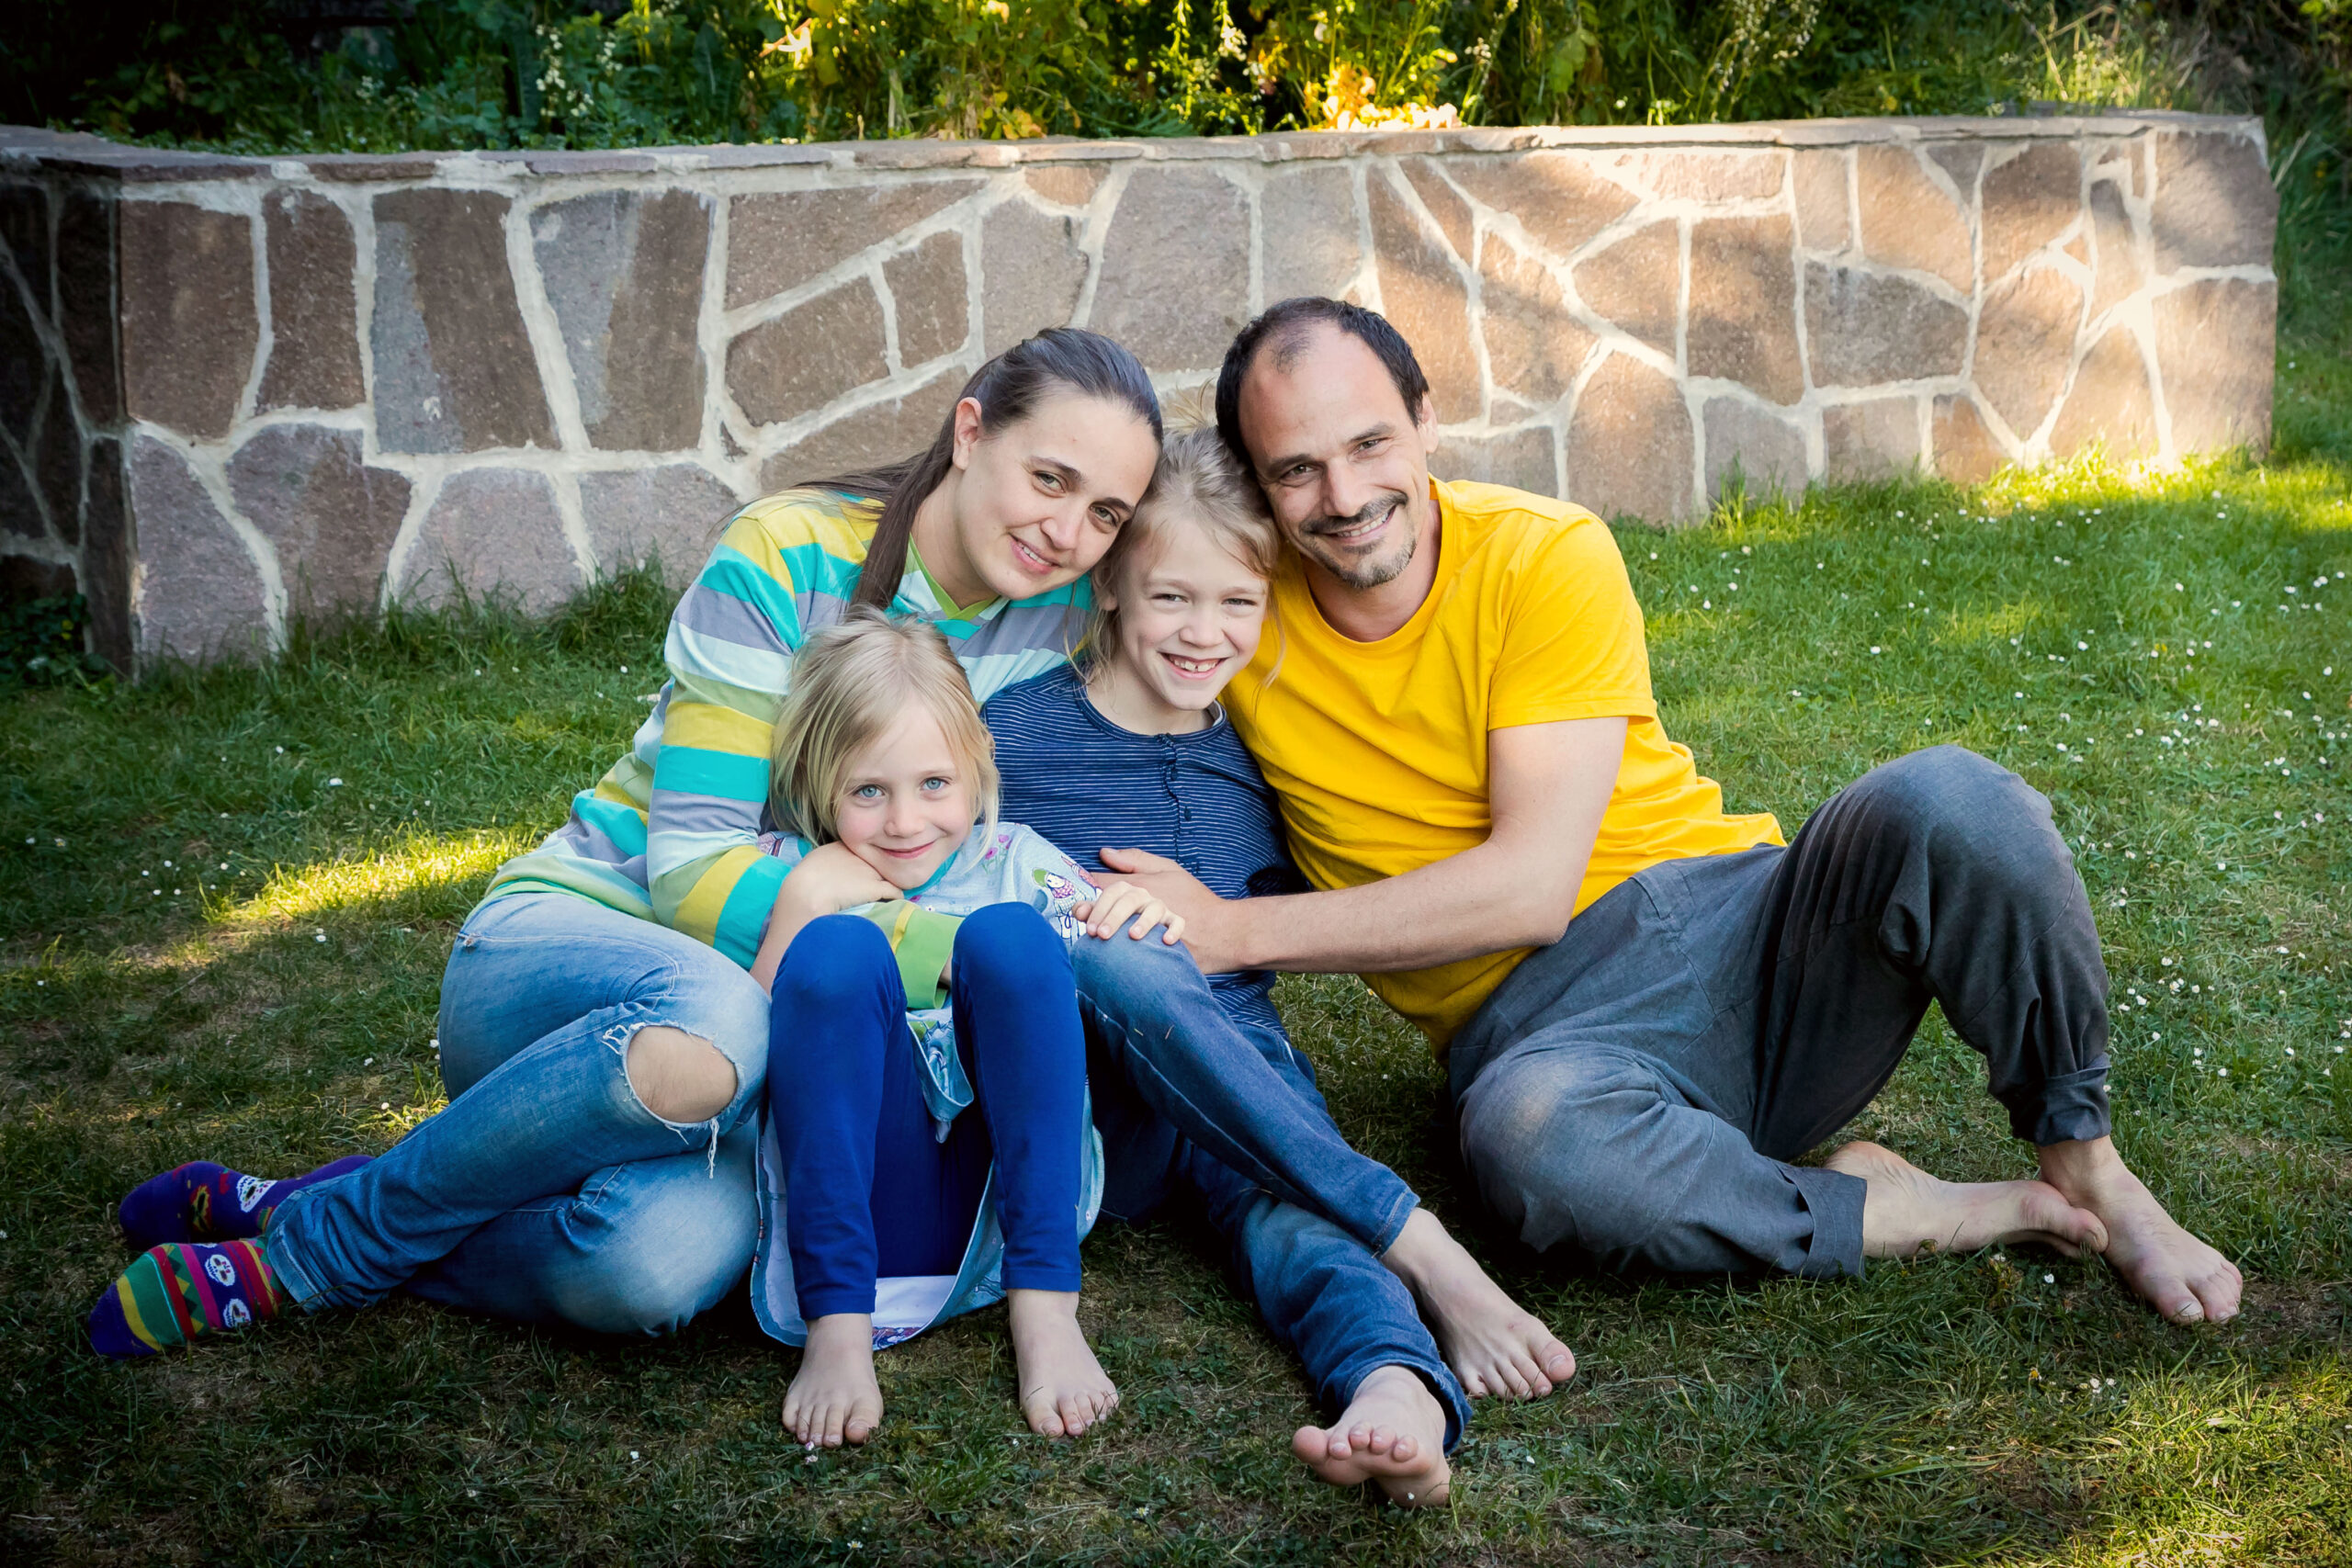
[1222,896,1269,970]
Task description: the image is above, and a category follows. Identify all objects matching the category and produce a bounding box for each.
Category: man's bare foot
[2039,1136,2243,1325]
[1380,1207,1576,1400]
[1825,1141,2108,1258]
[784,1313,884,1449]
[1292,1365,1453,1506]
[1006,1289,1118,1438]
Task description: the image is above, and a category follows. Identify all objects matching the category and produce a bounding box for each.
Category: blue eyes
[849,779,951,801]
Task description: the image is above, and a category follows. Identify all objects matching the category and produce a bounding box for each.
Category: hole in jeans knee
[625,1025,737,1125]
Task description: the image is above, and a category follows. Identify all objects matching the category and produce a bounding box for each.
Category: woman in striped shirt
[90,330,1164,1360]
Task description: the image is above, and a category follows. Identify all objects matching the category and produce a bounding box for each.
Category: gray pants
[1448,747,2113,1280]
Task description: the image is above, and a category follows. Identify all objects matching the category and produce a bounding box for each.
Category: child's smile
[1089,525,1269,735]
[833,709,976,890]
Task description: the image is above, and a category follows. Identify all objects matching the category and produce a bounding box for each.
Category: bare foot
[1380,1207,1576,1400]
[1292,1364,1453,1506]
[1825,1141,2108,1258]
[1006,1289,1118,1438]
[783,1313,884,1449]
[2039,1136,2243,1325]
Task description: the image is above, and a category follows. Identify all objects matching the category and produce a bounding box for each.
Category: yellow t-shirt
[1225,478,1783,1052]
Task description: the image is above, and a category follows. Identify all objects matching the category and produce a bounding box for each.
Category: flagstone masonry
[0,113,2277,670]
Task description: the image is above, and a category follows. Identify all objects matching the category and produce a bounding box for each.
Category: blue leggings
[766,904,1087,1321]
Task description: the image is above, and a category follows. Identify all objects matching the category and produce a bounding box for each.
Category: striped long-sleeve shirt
[480,487,1090,967]
[984,663,1307,1037]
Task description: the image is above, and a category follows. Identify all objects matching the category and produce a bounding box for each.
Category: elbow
[1514,898,1577,950]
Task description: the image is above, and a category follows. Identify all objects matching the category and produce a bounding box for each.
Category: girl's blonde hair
[770,605,1000,846]
[1084,424,1280,660]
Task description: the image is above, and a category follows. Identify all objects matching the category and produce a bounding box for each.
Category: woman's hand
[752,843,902,990]
[1073,879,1185,946]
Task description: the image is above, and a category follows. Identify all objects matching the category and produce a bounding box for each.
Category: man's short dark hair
[1214,298,1432,474]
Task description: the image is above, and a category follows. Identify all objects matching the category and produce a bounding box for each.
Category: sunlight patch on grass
[1942,601,2046,646]
[222,829,537,925]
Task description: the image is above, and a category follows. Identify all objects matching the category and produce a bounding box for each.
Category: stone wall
[0,113,2278,670]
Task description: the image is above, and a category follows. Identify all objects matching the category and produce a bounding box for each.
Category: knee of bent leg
[628,1025,738,1125]
[1863,745,2050,846]
[1066,905,1190,1001]
[1458,1047,1678,1254]
[954,900,1060,976]
[773,913,899,1012]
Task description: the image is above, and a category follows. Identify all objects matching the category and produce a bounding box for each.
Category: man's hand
[1104,716,1625,978]
[1098,849,1239,972]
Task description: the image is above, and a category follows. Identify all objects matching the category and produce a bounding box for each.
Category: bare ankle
[1006,1287,1080,1325]
[1378,1207,1454,1287]
[2039,1135,2124,1188]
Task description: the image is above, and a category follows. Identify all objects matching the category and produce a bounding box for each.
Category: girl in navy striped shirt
[986,428,1562,1506]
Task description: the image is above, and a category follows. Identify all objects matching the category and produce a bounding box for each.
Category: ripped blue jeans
[263,891,770,1335]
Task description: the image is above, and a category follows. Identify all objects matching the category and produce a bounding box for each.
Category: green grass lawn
[5,350,2350,1564]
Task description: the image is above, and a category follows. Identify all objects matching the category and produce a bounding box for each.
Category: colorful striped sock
[88,1239,288,1359]
[118,1155,372,1249]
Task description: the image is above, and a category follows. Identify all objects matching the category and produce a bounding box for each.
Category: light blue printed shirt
[749,821,1108,1349]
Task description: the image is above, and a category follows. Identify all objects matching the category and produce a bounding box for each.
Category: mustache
[1304,493,1408,538]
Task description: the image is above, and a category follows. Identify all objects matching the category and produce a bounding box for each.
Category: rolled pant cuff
[1788,1166,1866,1280]
[260,1197,332,1312]
[2010,1064,2114,1146]
[1333,1354,1472,1455]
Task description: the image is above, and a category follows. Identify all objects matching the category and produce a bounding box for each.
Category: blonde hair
[770,605,1001,846]
[1085,425,1280,661]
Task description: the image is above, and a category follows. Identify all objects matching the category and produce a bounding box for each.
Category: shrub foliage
[1,1,2344,155]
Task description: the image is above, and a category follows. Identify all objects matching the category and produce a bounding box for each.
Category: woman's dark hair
[806,327,1164,609]
[1213,298,1431,473]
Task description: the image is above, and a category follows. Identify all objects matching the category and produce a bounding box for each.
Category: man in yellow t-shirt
[1107,299,2240,1341]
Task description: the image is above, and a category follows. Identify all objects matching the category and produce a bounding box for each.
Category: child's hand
[786,841,903,918]
[1074,880,1185,945]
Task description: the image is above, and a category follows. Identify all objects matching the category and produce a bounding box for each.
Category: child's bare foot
[1826,1141,2108,1258]
[1380,1207,1576,1400]
[1007,1289,1118,1437]
[2039,1136,2243,1324]
[784,1313,884,1448]
[1292,1365,1452,1506]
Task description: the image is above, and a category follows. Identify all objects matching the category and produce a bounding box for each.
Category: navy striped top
[983,663,1306,1037]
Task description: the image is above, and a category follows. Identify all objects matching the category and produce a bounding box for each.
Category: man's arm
[1103,716,1625,976]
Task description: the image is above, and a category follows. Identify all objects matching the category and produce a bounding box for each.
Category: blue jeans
[264,892,770,1335]
[769,907,1087,1319]
[1071,932,1419,1254]
[1072,932,1469,1449]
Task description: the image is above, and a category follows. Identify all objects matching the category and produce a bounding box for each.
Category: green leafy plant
[1,593,107,686]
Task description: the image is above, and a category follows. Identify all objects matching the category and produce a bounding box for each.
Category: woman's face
[1096,522,1268,728]
[832,706,976,891]
[942,390,1159,605]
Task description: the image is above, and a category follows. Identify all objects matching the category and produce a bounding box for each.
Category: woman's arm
[643,504,829,966]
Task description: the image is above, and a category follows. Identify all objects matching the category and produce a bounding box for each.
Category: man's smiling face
[1233,322,1438,592]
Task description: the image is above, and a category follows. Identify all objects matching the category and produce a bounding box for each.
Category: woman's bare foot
[1006,1289,1118,1438]
[1292,1365,1453,1506]
[1826,1141,2109,1259]
[1380,1207,1577,1400]
[784,1313,884,1449]
[2039,1136,2243,1324]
